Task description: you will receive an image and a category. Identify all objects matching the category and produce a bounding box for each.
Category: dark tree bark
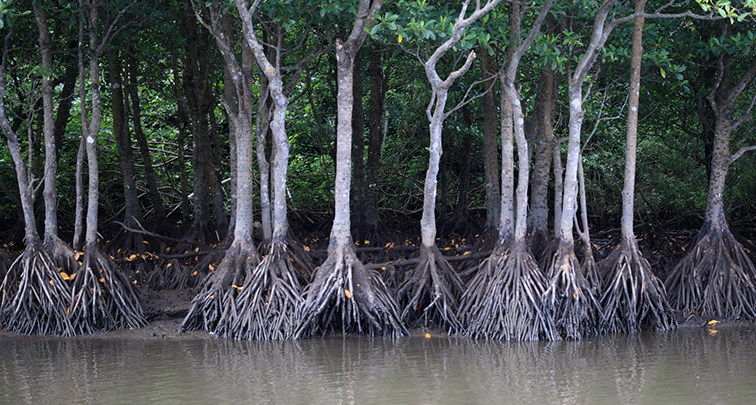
[108,46,143,231]
[666,35,756,320]
[479,48,500,246]
[53,39,78,166]
[352,49,367,227]
[180,0,219,244]
[529,64,556,260]
[361,43,388,241]
[171,55,192,228]
[440,104,478,240]
[126,45,168,229]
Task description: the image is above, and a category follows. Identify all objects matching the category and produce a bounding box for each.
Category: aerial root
[0,243,75,336]
[460,241,559,341]
[296,244,407,338]
[69,243,146,334]
[398,244,464,333]
[230,242,306,340]
[181,242,257,334]
[599,240,676,333]
[544,245,601,339]
[665,228,756,320]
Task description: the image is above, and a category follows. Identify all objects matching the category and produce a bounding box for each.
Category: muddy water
[1,328,755,404]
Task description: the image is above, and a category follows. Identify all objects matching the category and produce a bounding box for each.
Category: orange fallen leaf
[99,278,105,283]
[69,273,76,280]
[49,280,54,286]
[166,262,172,268]
[74,251,82,260]
[344,289,352,299]
[191,271,198,276]
[208,264,215,271]
[59,272,70,281]
[425,333,431,339]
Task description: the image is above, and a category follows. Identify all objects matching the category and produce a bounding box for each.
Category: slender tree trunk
[480,49,500,234]
[529,67,555,244]
[364,43,385,229]
[53,39,78,166]
[352,50,367,227]
[109,46,143,228]
[34,6,58,242]
[180,0,217,242]
[499,74,514,244]
[126,45,167,226]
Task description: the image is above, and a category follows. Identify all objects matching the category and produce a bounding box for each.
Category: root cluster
[0,243,74,336]
[599,241,676,333]
[231,243,306,340]
[543,246,601,339]
[398,245,464,333]
[460,241,559,341]
[69,244,146,334]
[665,229,756,320]
[296,245,407,338]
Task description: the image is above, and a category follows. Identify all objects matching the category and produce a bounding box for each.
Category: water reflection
[0,329,754,404]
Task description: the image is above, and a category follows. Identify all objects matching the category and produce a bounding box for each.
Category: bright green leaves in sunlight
[695,0,756,24]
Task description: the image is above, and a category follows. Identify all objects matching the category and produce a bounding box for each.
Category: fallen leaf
[191,271,198,276]
[166,262,172,268]
[59,272,70,281]
[99,278,105,283]
[209,294,215,299]
[425,333,431,339]
[70,273,76,280]
[74,251,82,260]
[708,319,719,326]
[49,280,54,286]
[208,264,215,271]
[232,284,243,291]
[303,245,310,252]
[344,289,352,299]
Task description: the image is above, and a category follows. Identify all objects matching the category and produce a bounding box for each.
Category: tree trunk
[352,49,367,227]
[365,43,385,230]
[180,0,217,242]
[34,6,58,242]
[126,45,167,226]
[529,66,556,250]
[109,46,143,229]
[480,48,500,235]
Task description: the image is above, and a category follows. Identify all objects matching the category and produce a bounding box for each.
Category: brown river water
[1,327,754,404]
